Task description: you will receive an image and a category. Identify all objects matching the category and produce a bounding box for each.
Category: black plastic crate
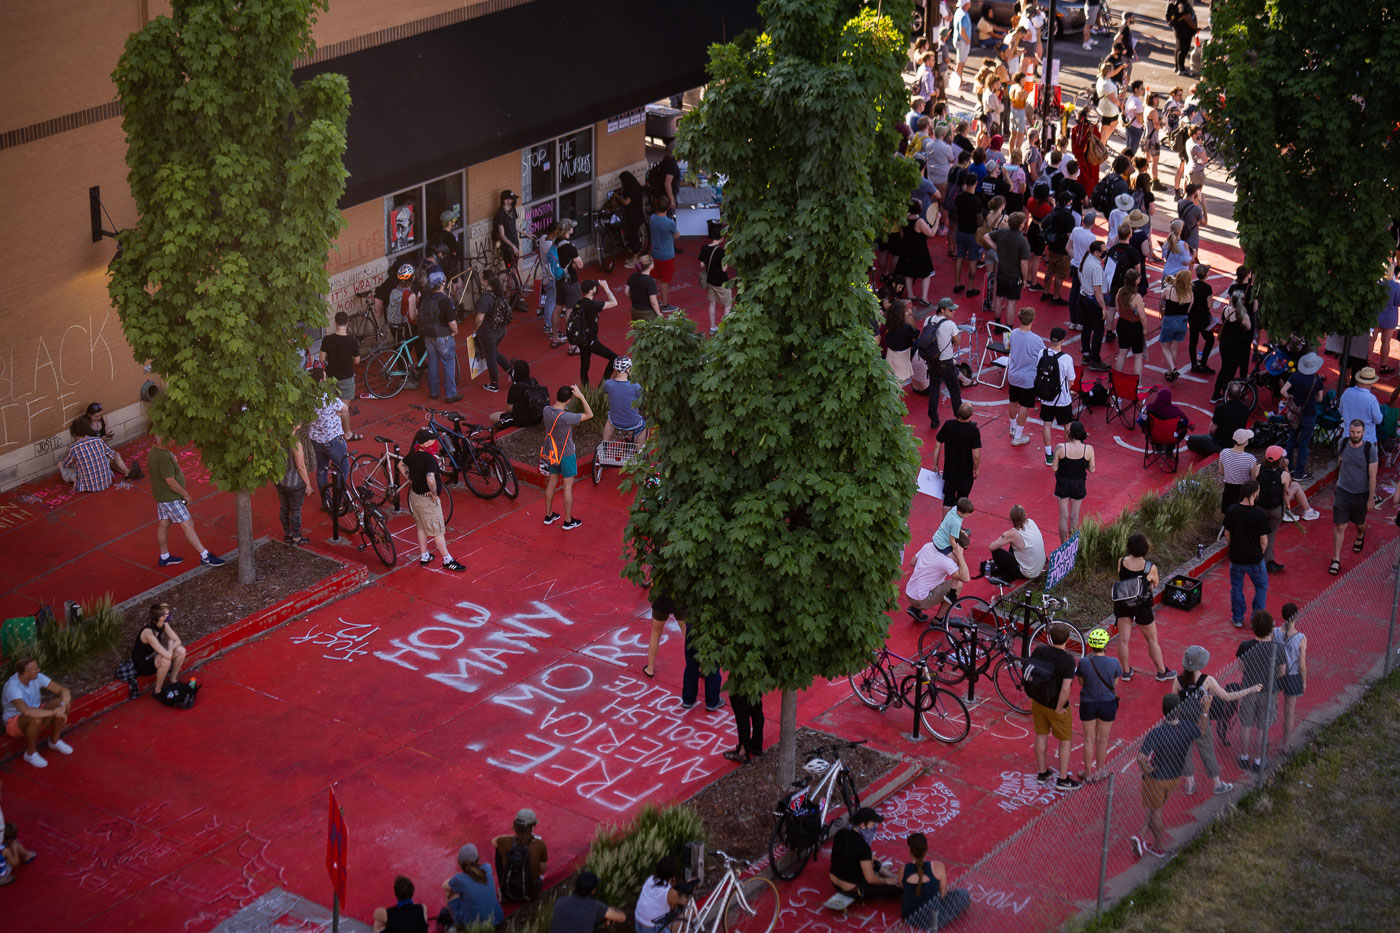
[1162,574,1202,610]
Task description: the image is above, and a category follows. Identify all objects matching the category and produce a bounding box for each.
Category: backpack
[385,285,412,325]
[1091,174,1127,215]
[156,680,200,710]
[1042,207,1072,250]
[518,381,549,425]
[539,410,572,468]
[1105,243,1136,298]
[500,839,532,902]
[1034,350,1065,403]
[914,316,950,364]
[483,293,512,332]
[565,302,594,347]
[1021,654,1057,704]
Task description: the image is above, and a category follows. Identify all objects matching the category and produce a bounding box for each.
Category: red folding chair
[1106,369,1150,428]
[1142,413,1183,472]
[1072,364,1104,420]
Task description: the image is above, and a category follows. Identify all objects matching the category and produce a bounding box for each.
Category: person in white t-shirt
[2,658,74,770]
[987,504,1047,580]
[1040,327,1082,458]
[1123,80,1146,155]
[906,534,972,623]
[1095,63,1122,145]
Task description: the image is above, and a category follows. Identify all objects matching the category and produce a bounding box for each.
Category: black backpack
[156,680,200,710]
[1105,243,1137,298]
[518,381,549,425]
[914,316,950,364]
[500,838,532,902]
[565,303,594,347]
[1021,654,1057,704]
[1042,207,1072,249]
[1034,350,1065,403]
[1091,174,1127,215]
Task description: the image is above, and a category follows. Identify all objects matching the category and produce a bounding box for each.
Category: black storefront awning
[296,0,761,207]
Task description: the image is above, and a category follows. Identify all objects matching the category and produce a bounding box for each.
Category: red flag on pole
[327,788,348,907]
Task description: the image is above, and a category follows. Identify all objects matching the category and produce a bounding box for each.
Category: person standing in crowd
[417,270,461,403]
[648,198,679,311]
[551,871,625,933]
[626,254,661,323]
[919,298,964,429]
[318,311,361,419]
[1114,533,1175,683]
[986,504,1045,581]
[1273,603,1308,752]
[682,617,723,713]
[952,0,974,82]
[537,222,561,330]
[1236,610,1288,773]
[472,272,513,394]
[1006,307,1045,446]
[1077,241,1110,371]
[643,590,685,681]
[132,603,186,697]
[1219,428,1260,515]
[931,404,981,514]
[905,532,972,623]
[986,213,1032,327]
[541,386,592,531]
[1187,382,1251,455]
[1051,420,1095,541]
[60,421,139,492]
[1283,351,1326,479]
[1373,264,1400,372]
[951,173,985,297]
[148,434,225,567]
[1077,627,1121,783]
[601,356,647,445]
[1157,269,1192,380]
[1329,419,1379,575]
[371,875,429,933]
[1037,327,1077,463]
[1112,268,1147,378]
[901,832,971,931]
[575,279,621,385]
[1029,622,1080,789]
[1339,367,1383,442]
[439,844,504,929]
[1256,446,1292,574]
[698,221,733,335]
[724,681,766,764]
[1208,279,1251,402]
[830,808,902,901]
[634,857,691,933]
[551,220,583,349]
[1223,480,1270,629]
[398,429,465,572]
[1039,192,1075,307]
[896,200,939,309]
[1187,263,1216,373]
[1066,208,1098,333]
[1132,694,1197,860]
[493,808,548,903]
[3,658,74,770]
[494,190,521,265]
[1175,645,1258,796]
[308,369,352,500]
[1167,0,1200,75]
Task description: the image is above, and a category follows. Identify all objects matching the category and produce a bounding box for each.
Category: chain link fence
[884,539,1400,933]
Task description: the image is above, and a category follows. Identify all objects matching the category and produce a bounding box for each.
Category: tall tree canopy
[1201,0,1400,348]
[622,0,920,779]
[110,0,349,581]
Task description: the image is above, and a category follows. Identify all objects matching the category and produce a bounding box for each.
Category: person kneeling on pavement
[830,807,902,902]
[906,530,972,623]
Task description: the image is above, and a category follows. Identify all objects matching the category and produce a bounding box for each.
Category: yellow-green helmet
[1087,628,1111,650]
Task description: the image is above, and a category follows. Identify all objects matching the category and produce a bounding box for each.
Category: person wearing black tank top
[131,603,185,694]
[372,875,429,933]
[1051,421,1095,540]
[1113,534,1174,683]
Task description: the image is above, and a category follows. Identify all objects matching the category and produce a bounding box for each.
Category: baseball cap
[850,807,884,824]
[1265,445,1285,462]
[440,207,460,225]
[514,808,538,827]
[458,843,478,864]
[937,297,959,311]
[1232,428,1254,445]
[1049,326,1067,342]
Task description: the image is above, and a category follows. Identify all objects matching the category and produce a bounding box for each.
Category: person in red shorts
[648,197,679,311]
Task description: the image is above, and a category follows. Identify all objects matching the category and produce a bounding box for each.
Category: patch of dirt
[59,540,341,697]
[689,727,904,869]
[494,419,605,466]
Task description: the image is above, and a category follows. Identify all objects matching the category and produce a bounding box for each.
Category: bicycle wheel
[321,485,359,534]
[919,630,968,686]
[635,220,650,256]
[487,445,519,498]
[848,660,894,710]
[598,226,618,273]
[836,769,860,818]
[346,310,376,344]
[364,349,409,398]
[591,449,604,485]
[992,655,1032,714]
[766,814,812,881]
[502,265,524,311]
[724,876,779,933]
[364,507,396,567]
[921,687,972,744]
[439,481,455,524]
[1029,620,1087,658]
[1236,379,1258,413]
[461,447,506,499]
[353,454,390,507]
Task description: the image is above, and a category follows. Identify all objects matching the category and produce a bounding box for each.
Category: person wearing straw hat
[1282,351,1327,479]
[1339,366,1383,443]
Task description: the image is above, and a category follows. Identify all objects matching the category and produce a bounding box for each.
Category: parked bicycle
[591,429,644,484]
[321,470,396,568]
[344,290,389,353]
[849,644,971,744]
[768,741,864,881]
[411,404,519,500]
[352,434,454,523]
[363,331,426,399]
[590,203,627,274]
[659,849,778,933]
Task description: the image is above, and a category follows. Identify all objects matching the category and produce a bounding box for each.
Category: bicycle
[411,404,519,500]
[768,741,864,881]
[363,332,427,399]
[849,644,971,744]
[344,290,388,353]
[658,850,778,933]
[321,470,396,568]
[590,203,627,274]
[591,428,644,484]
[352,434,454,524]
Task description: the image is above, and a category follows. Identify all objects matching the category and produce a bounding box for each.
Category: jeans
[1124,124,1144,155]
[1068,267,1082,326]
[424,334,458,399]
[682,628,721,708]
[1081,298,1105,361]
[1288,418,1316,475]
[1181,720,1220,779]
[312,436,350,492]
[1229,560,1268,625]
[1188,317,1216,366]
[1174,28,1194,71]
[926,359,962,427]
[731,694,765,756]
[275,483,306,539]
[476,324,509,385]
[580,338,618,385]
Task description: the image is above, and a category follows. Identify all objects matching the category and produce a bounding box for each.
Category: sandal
[344,433,364,442]
[1353,531,1365,553]
[1328,559,1341,576]
[722,748,750,764]
[642,666,655,679]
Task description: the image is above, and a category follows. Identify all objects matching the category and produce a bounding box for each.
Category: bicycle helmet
[802,757,831,776]
[613,356,632,374]
[396,263,415,280]
[1086,628,1111,650]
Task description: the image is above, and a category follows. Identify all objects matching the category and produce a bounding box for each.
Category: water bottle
[1197,543,1204,560]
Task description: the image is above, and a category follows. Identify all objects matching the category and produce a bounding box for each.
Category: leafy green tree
[1201,0,1400,375]
[110,0,349,583]
[623,0,920,783]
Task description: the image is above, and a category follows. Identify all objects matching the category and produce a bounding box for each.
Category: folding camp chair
[1106,369,1150,429]
[976,322,1011,388]
[1143,413,1183,472]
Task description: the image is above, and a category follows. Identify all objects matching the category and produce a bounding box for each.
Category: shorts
[547,453,578,478]
[909,576,959,606]
[1045,252,1070,277]
[955,41,971,63]
[5,716,22,739]
[1011,108,1028,132]
[996,276,1023,301]
[1159,314,1188,343]
[1277,673,1304,698]
[652,258,675,284]
[408,489,446,536]
[1008,384,1038,408]
[335,376,357,401]
[1114,600,1155,626]
[942,480,973,505]
[1333,488,1368,525]
[1040,403,1073,426]
[1140,775,1181,811]
[1055,477,1087,500]
[1116,319,1146,354]
[954,231,982,260]
[1079,697,1119,722]
[651,594,687,621]
[707,283,734,308]
[1031,700,1072,740]
[630,306,658,323]
[156,499,192,523]
[1236,689,1273,727]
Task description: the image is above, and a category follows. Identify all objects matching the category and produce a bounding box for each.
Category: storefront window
[522,127,595,241]
[384,172,465,261]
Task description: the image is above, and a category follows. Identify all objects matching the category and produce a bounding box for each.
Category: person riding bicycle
[375,262,418,346]
[601,356,647,445]
[494,190,521,264]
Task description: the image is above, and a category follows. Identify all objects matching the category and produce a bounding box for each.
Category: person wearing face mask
[397,429,465,572]
[829,807,901,903]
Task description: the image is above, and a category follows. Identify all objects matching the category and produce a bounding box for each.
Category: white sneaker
[1011,435,1031,446]
[23,750,48,769]
[624,258,637,268]
[1281,509,1298,523]
[1082,41,1093,50]
[49,738,74,755]
[1301,508,1320,521]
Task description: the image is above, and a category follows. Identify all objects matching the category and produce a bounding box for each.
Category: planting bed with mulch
[48,540,341,697]
[494,419,605,468]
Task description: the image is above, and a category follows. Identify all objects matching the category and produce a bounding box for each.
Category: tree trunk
[235,490,256,584]
[774,689,798,790]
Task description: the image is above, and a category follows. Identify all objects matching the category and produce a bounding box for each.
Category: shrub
[583,804,705,906]
[37,593,123,676]
[1071,469,1222,579]
[569,382,610,424]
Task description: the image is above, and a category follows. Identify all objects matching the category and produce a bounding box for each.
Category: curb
[510,452,597,490]
[1,558,367,760]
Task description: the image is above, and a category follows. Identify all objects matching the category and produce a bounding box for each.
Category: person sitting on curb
[133,603,187,697]
[2,658,74,770]
[830,807,902,902]
[900,832,971,930]
[551,871,626,933]
[371,875,429,932]
[0,777,37,885]
[634,856,692,933]
[439,843,504,929]
[492,808,548,903]
[986,504,1046,581]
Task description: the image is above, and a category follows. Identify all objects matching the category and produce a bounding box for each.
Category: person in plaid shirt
[60,422,139,492]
